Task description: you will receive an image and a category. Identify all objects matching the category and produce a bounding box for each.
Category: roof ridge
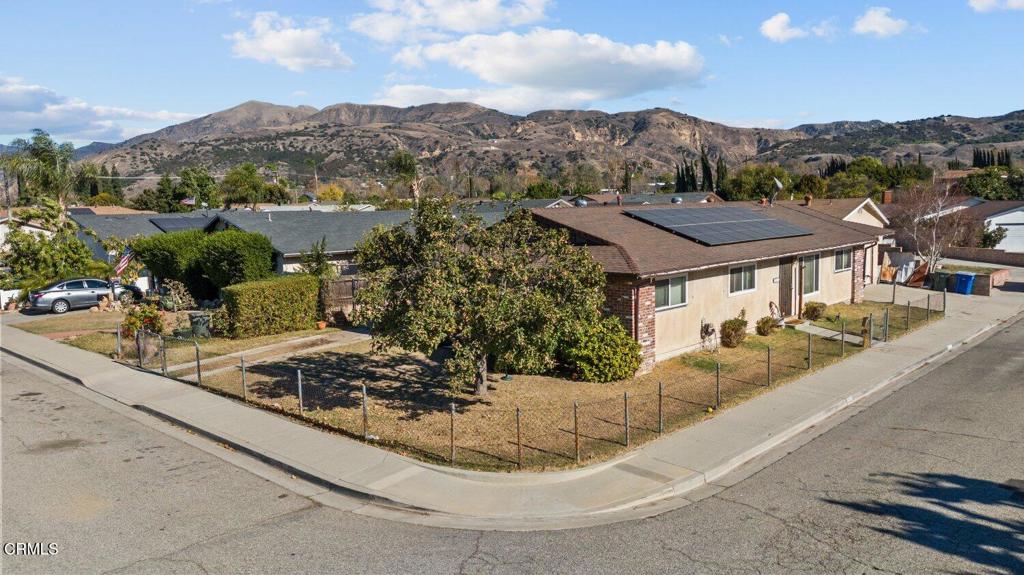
[773,202,882,240]
[611,242,640,275]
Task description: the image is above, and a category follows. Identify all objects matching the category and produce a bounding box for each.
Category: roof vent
[671,196,683,204]
[574,199,588,207]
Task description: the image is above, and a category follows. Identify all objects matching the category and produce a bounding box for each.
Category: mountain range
[76,100,1024,194]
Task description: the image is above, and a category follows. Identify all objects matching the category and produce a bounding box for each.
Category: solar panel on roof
[624,207,811,246]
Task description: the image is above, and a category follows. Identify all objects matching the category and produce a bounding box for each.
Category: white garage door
[998,223,1024,253]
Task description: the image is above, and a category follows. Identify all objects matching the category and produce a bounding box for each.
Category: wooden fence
[319,277,367,325]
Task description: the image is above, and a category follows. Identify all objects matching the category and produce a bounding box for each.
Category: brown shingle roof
[773,197,883,222]
[533,203,884,278]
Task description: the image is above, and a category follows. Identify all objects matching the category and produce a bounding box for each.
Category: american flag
[114,246,135,276]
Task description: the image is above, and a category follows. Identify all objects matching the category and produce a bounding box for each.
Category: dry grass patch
[200,326,865,472]
[17,311,126,336]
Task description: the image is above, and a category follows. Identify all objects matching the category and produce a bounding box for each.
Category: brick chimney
[882,189,893,204]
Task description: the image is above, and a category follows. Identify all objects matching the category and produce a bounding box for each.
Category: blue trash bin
[954,272,976,295]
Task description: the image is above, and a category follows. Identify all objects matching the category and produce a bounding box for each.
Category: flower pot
[316,320,327,330]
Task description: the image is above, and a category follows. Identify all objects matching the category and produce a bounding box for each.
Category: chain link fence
[115,290,945,471]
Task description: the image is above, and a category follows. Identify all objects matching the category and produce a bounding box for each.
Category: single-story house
[581,190,724,205]
[209,210,414,274]
[69,212,214,262]
[772,197,891,283]
[67,206,158,216]
[461,197,576,212]
[0,208,53,247]
[532,203,889,373]
[963,200,1024,252]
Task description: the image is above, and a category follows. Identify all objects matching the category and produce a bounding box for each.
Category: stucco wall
[653,251,859,361]
[844,206,885,228]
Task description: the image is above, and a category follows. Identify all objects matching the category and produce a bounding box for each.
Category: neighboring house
[532,203,887,373]
[461,198,576,212]
[576,192,723,207]
[210,210,414,274]
[773,197,890,283]
[67,206,158,216]
[964,200,1024,252]
[0,208,53,248]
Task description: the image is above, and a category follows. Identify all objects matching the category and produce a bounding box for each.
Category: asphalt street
[3,315,1023,574]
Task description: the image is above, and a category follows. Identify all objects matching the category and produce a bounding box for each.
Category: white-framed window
[655,275,687,310]
[800,254,820,295]
[728,264,757,295]
[834,248,852,272]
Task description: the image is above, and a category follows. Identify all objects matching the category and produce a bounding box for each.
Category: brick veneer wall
[851,247,866,303]
[603,275,657,375]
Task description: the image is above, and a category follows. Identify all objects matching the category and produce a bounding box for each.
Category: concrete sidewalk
[3,268,1022,531]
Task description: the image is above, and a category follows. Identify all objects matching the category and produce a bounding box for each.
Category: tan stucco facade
[653,250,860,361]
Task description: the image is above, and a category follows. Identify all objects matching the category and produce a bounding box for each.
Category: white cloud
[968,0,1024,10]
[852,7,908,37]
[811,18,838,38]
[227,11,353,71]
[350,0,549,43]
[0,76,195,143]
[760,13,808,43]
[375,84,599,112]
[717,34,742,47]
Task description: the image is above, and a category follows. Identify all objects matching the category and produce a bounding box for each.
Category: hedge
[199,229,274,288]
[222,274,318,338]
[133,230,215,300]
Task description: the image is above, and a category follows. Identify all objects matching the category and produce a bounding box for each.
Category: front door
[778,257,794,316]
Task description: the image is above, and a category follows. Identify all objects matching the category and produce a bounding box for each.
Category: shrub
[564,316,642,382]
[133,230,215,299]
[803,301,827,321]
[160,279,196,310]
[222,274,318,338]
[121,304,164,338]
[720,310,749,348]
[199,230,275,288]
[756,315,778,336]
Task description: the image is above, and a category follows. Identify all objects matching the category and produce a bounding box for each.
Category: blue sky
[3,0,1022,145]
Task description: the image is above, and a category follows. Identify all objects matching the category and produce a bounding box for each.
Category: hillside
[80,101,1024,195]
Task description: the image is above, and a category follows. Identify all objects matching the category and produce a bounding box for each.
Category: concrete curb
[2,312,1015,530]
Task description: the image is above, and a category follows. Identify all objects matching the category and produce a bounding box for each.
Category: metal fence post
[715,362,721,408]
[449,402,455,465]
[926,294,932,322]
[840,320,846,357]
[767,347,772,386]
[906,300,912,330]
[296,369,304,415]
[657,382,664,435]
[623,392,630,447]
[943,287,947,313]
[135,331,142,368]
[806,331,813,370]
[361,383,369,439]
[240,356,247,402]
[883,308,890,342]
[194,342,202,386]
[161,338,167,376]
[869,313,874,343]
[573,400,580,464]
[116,323,122,357]
[515,407,522,469]
[891,279,897,304]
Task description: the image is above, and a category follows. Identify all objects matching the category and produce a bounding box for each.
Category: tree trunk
[412,179,421,204]
[473,355,488,396]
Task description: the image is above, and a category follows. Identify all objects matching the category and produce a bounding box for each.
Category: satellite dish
[574,198,588,207]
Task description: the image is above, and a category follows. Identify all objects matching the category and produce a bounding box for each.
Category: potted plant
[316,320,328,330]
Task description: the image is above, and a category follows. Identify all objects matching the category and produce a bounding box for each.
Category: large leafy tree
[4,130,77,207]
[221,162,266,207]
[723,164,793,201]
[177,166,221,207]
[0,198,99,290]
[355,197,607,395]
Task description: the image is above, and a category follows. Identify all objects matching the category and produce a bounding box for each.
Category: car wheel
[51,299,70,314]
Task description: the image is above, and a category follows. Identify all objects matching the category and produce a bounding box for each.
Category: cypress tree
[99,164,110,195]
[674,164,684,193]
[715,157,728,192]
[622,161,632,194]
[110,165,123,200]
[699,147,714,192]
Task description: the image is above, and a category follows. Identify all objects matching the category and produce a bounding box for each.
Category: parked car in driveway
[27,278,142,314]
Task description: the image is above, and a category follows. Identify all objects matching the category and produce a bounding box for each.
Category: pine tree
[98,164,110,196]
[110,165,123,200]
